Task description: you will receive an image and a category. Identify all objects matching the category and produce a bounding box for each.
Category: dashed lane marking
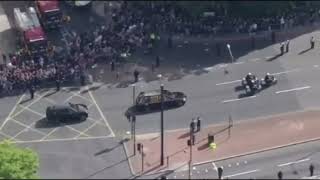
[224,169,260,178]
[275,86,311,94]
[271,68,301,76]
[236,162,240,166]
[216,79,242,86]
[234,62,244,65]
[277,158,310,167]
[0,94,25,131]
[228,164,232,167]
[314,65,319,68]
[244,161,248,164]
[222,95,257,103]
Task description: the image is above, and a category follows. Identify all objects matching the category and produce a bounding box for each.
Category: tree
[0,140,39,179]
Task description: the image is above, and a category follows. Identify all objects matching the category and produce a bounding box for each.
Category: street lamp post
[160,83,164,166]
[157,74,165,166]
[188,119,195,180]
[226,44,234,63]
[131,84,137,156]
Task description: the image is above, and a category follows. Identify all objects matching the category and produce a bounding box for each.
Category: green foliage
[0,140,39,179]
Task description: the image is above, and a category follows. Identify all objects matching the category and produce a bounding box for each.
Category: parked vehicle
[35,0,62,29]
[13,7,48,58]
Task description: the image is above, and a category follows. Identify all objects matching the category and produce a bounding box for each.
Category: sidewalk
[124,109,320,176]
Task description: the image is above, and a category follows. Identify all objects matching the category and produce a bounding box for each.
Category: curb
[193,136,320,166]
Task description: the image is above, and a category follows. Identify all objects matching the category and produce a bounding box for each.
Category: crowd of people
[0,2,320,97]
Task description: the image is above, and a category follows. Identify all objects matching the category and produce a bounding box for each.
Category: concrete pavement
[125,109,320,176]
[167,139,320,179]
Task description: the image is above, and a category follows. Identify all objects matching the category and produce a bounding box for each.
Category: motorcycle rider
[245,72,256,88]
[264,73,273,84]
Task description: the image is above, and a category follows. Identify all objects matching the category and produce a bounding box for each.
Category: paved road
[92,28,320,136]
[158,140,320,179]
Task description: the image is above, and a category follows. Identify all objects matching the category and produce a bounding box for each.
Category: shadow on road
[35,117,86,128]
[94,138,130,156]
[298,47,313,55]
[266,53,283,61]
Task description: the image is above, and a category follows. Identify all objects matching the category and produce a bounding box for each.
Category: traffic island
[124,109,320,176]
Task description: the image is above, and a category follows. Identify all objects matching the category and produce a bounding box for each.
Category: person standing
[285,40,290,53]
[29,84,35,99]
[280,42,284,55]
[133,69,139,83]
[311,36,315,49]
[55,73,60,91]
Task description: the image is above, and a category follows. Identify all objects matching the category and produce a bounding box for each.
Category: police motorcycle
[260,73,277,87]
[242,73,262,95]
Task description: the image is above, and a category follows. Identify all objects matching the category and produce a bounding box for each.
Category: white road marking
[236,162,240,166]
[224,169,260,178]
[234,62,244,65]
[73,119,101,138]
[222,95,257,103]
[13,135,111,144]
[193,167,196,170]
[244,161,247,164]
[35,93,56,104]
[212,162,218,171]
[173,176,177,179]
[228,164,232,167]
[301,175,320,179]
[87,86,115,137]
[277,158,310,167]
[276,86,311,94]
[265,56,273,59]
[250,58,261,62]
[0,131,14,139]
[197,171,200,174]
[40,127,59,141]
[19,105,45,118]
[10,118,47,136]
[205,169,208,173]
[216,79,242,86]
[314,65,319,68]
[0,94,25,131]
[271,68,301,76]
[10,90,53,119]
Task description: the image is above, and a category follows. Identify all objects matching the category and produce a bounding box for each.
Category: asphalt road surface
[92,29,320,137]
[160,140,320,179]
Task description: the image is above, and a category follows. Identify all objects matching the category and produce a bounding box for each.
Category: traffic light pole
[160,84,164,166]
[132,116,136,156]
[188,128,193,180]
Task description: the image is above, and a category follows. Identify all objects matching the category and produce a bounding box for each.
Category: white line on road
[228,164,232,167]
[250,58,261,62]
[222,95,257,103]
[216,79,242,86]
[13,135,111,144]
[271,68,301,76]
[276,86,311,94]
[87,86,115,137]
[212,162,218,171]
[224,169,260,178]
[234,62,244,65]
[277,158,310,167]
[314,65,319,68]
[0,94,25,131]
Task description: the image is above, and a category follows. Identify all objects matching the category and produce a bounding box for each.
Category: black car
[46,102,88,122]
[135,89,187,112]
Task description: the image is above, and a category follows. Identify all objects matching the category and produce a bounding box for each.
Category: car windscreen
[43,10,62,19]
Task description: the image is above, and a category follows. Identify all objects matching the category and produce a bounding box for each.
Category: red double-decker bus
[35,0,62,29]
